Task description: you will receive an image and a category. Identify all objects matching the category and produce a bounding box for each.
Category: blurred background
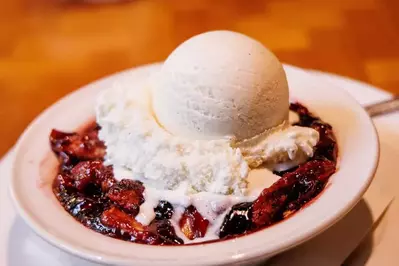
[0,0,398,157]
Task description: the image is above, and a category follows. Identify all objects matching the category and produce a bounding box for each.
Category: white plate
[9,64,379,266]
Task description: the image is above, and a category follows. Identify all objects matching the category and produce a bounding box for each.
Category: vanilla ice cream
[151,30,289,141]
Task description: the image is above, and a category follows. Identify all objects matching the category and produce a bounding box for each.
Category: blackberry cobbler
[51,103,338,245]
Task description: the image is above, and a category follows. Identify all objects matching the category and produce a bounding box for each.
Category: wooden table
[1,0,398,156]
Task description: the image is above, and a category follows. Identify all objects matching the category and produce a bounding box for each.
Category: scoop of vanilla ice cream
[151,30,289,141]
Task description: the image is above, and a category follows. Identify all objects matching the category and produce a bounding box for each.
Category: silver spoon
[365,95,399,117]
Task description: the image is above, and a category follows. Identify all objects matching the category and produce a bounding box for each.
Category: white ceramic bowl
[10,64,379,266]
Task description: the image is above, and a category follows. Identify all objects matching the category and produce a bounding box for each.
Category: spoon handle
[365,95,399,117]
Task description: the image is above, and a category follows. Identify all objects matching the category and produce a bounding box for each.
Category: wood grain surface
[1,0,398,156]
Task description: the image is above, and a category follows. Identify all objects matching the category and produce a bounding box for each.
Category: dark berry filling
[219,202,253,238]
[51,103,338,245]
[154,200,174,220]
[179,205,209,240]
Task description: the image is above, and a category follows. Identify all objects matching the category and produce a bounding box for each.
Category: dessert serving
[50,31,338,245]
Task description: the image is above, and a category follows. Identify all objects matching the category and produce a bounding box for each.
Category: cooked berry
[54,173,75,191]
[54,160,112,194]
[311,121,338,162]
[107,179,145,216]
[252,160,336,227]
[154,201,174,220]
[251,182,290,227]
[290,102,318,127]
[179,206,209,240]
[149,219,184,245]
[283,160,336,214]
[50,127,105,171]
[54,188,113,235]
[101,207,162,245]
[219,202,253,238]
[69,161,103,191]
[99,165,116,192]
[101,206,144,232]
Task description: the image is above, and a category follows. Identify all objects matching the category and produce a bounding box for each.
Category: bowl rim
[9,63,379,266]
